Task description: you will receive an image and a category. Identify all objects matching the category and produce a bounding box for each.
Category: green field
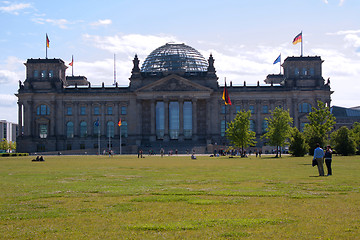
[1,154,359,239]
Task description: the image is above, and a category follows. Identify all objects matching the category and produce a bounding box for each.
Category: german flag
[69,55,73,66]
[222,81,232,105]
[292,32,302,45]
[118,119,122,127]
[46,34,50,48]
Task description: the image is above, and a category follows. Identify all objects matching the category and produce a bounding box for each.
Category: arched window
[37,105,50,115]
[93,120,100,135]
[66,122,74,138]
[262,119,268,133]
[121,121,128,138]
[80,121,87,138]
[299,103,312,113]
[107,121,114,138]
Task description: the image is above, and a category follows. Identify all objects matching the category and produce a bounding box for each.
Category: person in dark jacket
[324,145,333,176]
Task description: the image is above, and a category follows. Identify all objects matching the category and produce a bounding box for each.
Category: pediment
[135,74,212,93]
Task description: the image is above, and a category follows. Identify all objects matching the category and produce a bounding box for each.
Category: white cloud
[0,2,32,15]
[91,19,112,26]
[0,56,23,85]
[322,0,328,4]
[339,0,345,6]
[32,18,73,29]
[83,33,179,56]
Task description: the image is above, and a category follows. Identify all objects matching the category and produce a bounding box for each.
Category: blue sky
[1,0,359,122]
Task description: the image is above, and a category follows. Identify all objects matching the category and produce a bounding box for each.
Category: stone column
[179,99,184,139]
[150,100,156,141]
[192,99,197,137]
[74,102,79,137]
[17,102,22,136]
[50,101,56,137]
[164,99,169,136]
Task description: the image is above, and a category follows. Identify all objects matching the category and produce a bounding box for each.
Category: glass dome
[141,43,208,73]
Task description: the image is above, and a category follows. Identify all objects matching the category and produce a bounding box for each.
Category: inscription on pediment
[151,78,198,91]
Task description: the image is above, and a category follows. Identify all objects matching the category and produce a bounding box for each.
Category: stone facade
[16,44,332,154]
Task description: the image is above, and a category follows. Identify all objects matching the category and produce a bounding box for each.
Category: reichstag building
[16,43,332,153]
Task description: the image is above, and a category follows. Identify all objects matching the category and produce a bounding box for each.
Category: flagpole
[98,124,100,155]
[301,31,303,57]
[224,77,227,134]
[46,34,48,59]
[279,54,281,74]
[72,55,74,76]
[120,125,122,155]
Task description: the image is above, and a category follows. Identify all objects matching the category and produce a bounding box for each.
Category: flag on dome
[292,32,302,45]
[222,80,232,105]
[118,119,122,127]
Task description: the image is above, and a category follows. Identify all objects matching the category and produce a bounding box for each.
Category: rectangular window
[249,105,255,114]
[94,107,100,115]
[221,105,226,114]
[107,106,113,115]
[39,124,48,138]
[235,106,241,113]
[67,144,72,150]
[80,106,86,115]
[80,143,85,149]
[48,70,53,78]
[41,70,46,78]
[121,106,127,115]
[262,105,268,114]
[34,70,38,78]
[67,107,72,115]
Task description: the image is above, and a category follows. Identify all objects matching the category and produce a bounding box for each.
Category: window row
[66,106,127,116]
[66,121,128,138]
[34,70,54,78]
[294,67,315,76]
[222,103,312,115]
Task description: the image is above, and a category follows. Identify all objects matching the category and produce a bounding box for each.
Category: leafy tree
[0,138,9,152]
[289,127,309,157]
[262,107,293,157]
[9,141,16,152]
[303,101,336,154]
[351,122,360,154]
[330,126,356,156]
[226,110,256,155]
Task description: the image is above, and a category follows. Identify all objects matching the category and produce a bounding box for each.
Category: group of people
[313,143,333,176]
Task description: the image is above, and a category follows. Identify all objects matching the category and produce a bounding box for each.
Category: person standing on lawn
[324,145,333,176]
[313,143,325,176]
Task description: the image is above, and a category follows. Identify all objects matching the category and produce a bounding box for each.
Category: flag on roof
[69,55,73,66]
[222,80,232,105]
[46,34,50,48]
[273,54,281,64]
[292,32,302,45]
[118,119,122,127]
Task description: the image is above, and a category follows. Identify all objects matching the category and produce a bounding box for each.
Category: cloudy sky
[0,0,359,123]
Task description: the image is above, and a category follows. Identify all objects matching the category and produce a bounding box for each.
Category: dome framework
[141,43,208,73]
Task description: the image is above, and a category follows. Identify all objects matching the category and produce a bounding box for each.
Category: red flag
[69,55,73,66]
[118,119,122,127]
[222,81,232,105]
[46,34,50,48]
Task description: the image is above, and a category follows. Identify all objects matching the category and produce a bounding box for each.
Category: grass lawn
[1,154,359,239]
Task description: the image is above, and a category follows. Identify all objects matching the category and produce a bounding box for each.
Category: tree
[289,127,309,157]
[226,110,256,155]
[303,101,336,154]
[330,126,356,156]
[262,107,293,157]
[0,138,9,152]
[351,122,360,154]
